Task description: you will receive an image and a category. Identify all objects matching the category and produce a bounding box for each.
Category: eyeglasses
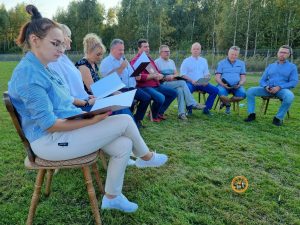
[44,38,66,50]
[162,50,170,53]
[279,51,289,55]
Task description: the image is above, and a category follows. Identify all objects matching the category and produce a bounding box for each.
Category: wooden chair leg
[203,93,206,103]
[260,99,266,115]
[45,169,54,197]
[149,101,153,121]
[264,99,270,115]
[26,169,46,225]
[92,163,105,195]
[99,151,107,171]
[214,96,220,111]
[82,166,102,225]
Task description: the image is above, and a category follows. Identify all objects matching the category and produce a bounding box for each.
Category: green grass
[0,61,299,225]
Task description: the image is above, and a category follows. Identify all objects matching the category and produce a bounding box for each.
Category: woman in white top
[48,24,95,111]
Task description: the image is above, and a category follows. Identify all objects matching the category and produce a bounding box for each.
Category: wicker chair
[3,91,105,225]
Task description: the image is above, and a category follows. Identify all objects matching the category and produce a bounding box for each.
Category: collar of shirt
[226,57,237,65]
[276,59,289,64]
[26,51,47,71]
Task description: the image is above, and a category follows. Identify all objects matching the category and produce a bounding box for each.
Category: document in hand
[67,90,137,120]
[196,77,211,84]
[91,72,125,99]
[130,51,150,77]
[174,76,188,81]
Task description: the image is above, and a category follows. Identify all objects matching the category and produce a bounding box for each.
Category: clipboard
[130,62,150,77]
[67,90,137,120]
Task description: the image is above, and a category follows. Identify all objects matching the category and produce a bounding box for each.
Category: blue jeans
[246,86,295,120]
[186,82,219,110]
[121,87,151,121]
[141,85,177,119]
[163,80,197,115]
[217,85,246,98]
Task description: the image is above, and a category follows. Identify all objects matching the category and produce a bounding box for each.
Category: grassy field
[0,61,299,225]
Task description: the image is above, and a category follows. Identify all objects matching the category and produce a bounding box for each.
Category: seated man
[100,38,151,128]
[155,44,205,120]
[130,39,177,122]
[215,46,246,114]
[244,45,298,126]
[180,42,219,115]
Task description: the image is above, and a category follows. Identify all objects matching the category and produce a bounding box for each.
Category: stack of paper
[67,73,135,119]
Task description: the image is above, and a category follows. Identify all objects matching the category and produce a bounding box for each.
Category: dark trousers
[141,85,177,119]
[121,87,151,121]
[186,82,218,110]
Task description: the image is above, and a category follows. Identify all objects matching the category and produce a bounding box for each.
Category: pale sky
[0,0,121,18]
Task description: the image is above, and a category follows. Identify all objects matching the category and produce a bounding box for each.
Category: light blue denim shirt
[8,51,82,143]
[100,54,136,88]
[216,58,246,86]
[260,60,298,89]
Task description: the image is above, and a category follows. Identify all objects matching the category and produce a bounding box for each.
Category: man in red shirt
[130,39,177,122]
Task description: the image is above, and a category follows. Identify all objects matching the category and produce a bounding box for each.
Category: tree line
[1,0,300,56]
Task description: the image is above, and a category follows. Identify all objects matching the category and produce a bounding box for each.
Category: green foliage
[0,61,299,224]
[1,0,300,54]
[53,0,106,51]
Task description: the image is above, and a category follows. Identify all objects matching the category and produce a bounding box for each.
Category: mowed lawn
[0,61,299,225]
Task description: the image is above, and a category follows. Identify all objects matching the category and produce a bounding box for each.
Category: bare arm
[239,75,246,86]
[182,75,194,83]
[215,73,230,88]
[78,65,95,93]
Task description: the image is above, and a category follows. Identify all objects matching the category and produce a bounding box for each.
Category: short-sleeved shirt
[8,51,82,143]
[180,56,209,81]
[48,54,89,100]
[154,57,176,76]
[75,58,100,94]
[216,58,246,86]
[100,54,136,88]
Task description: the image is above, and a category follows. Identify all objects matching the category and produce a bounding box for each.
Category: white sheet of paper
[132,52,150,70]
[91,72,125,98]
[91,89,137,112]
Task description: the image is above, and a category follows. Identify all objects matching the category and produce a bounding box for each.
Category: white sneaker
[135,152,168,168]
[127,158,136,166]
[101,194,138,213]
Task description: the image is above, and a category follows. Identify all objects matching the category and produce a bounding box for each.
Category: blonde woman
[75,33,106,94]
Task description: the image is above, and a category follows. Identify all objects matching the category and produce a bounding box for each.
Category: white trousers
[31,114,149,195]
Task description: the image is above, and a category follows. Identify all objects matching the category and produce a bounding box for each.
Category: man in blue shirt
[244,45,298,126]
[215,46,246,114]
[100,39,151,128]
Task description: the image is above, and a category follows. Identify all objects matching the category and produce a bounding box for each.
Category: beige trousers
[31,114,149,194]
